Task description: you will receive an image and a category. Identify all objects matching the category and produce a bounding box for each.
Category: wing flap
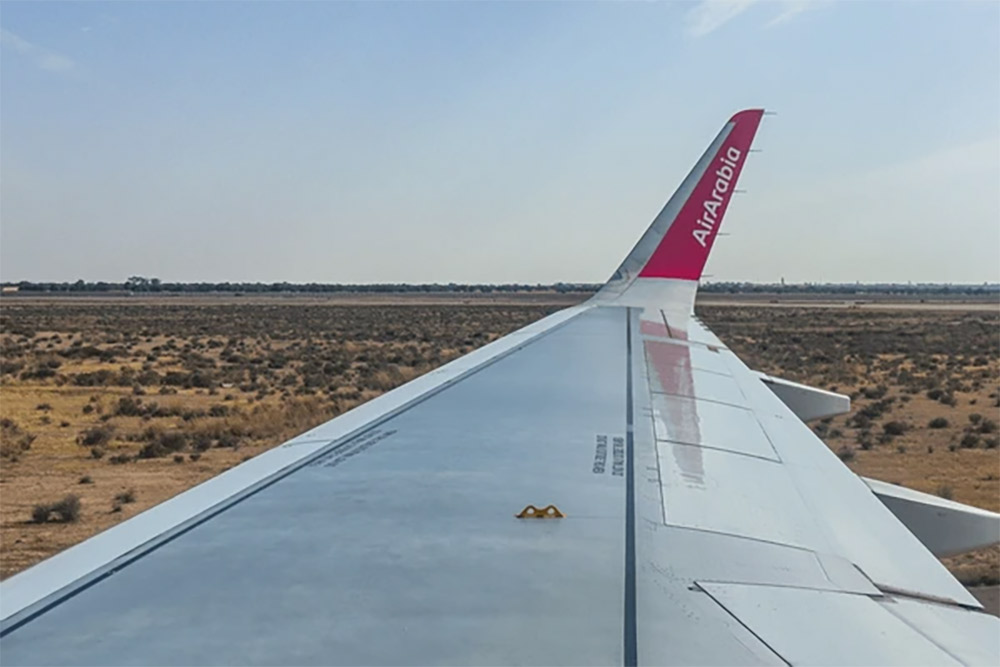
[700,583,965,666]
[879,596,1000,666]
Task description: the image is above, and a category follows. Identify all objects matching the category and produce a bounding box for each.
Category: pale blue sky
[2,1,998,284]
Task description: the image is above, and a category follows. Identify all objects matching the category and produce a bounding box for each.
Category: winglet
[598,109,764,295]
[640,109,763,279]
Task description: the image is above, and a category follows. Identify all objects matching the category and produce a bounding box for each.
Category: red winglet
[638,109,764,280]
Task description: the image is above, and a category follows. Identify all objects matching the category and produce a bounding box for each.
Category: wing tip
[729,108,766,124]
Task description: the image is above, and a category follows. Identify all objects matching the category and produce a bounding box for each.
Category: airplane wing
[2,110,998,666]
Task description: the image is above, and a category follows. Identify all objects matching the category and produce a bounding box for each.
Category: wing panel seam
[624,307,638,667]
[656,440,781,464]
[696,583,791,666]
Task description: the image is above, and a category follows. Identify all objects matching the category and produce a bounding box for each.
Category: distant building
[1,286,19,294]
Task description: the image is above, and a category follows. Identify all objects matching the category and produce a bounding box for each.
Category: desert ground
[1,292,997,608]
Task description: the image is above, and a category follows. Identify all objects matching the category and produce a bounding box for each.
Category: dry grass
[0,296,997,588]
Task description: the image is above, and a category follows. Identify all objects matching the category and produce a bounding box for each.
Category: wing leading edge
[1,110,997,666]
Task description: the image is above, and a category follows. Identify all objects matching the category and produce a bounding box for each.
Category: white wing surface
[2,110,998,666]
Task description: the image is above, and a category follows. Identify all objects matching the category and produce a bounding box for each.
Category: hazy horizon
[3,277,999,290]
[2,2,998,285]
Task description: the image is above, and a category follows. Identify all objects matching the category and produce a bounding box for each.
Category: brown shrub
[77,425,114,448]
[32,495,81,523]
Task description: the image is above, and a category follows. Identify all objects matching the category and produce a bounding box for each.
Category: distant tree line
[699,282,1000,295]
[2,277,598,294]
[1,277,997,296]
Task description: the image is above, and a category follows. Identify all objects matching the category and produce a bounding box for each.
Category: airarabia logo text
[692,146,742,248]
